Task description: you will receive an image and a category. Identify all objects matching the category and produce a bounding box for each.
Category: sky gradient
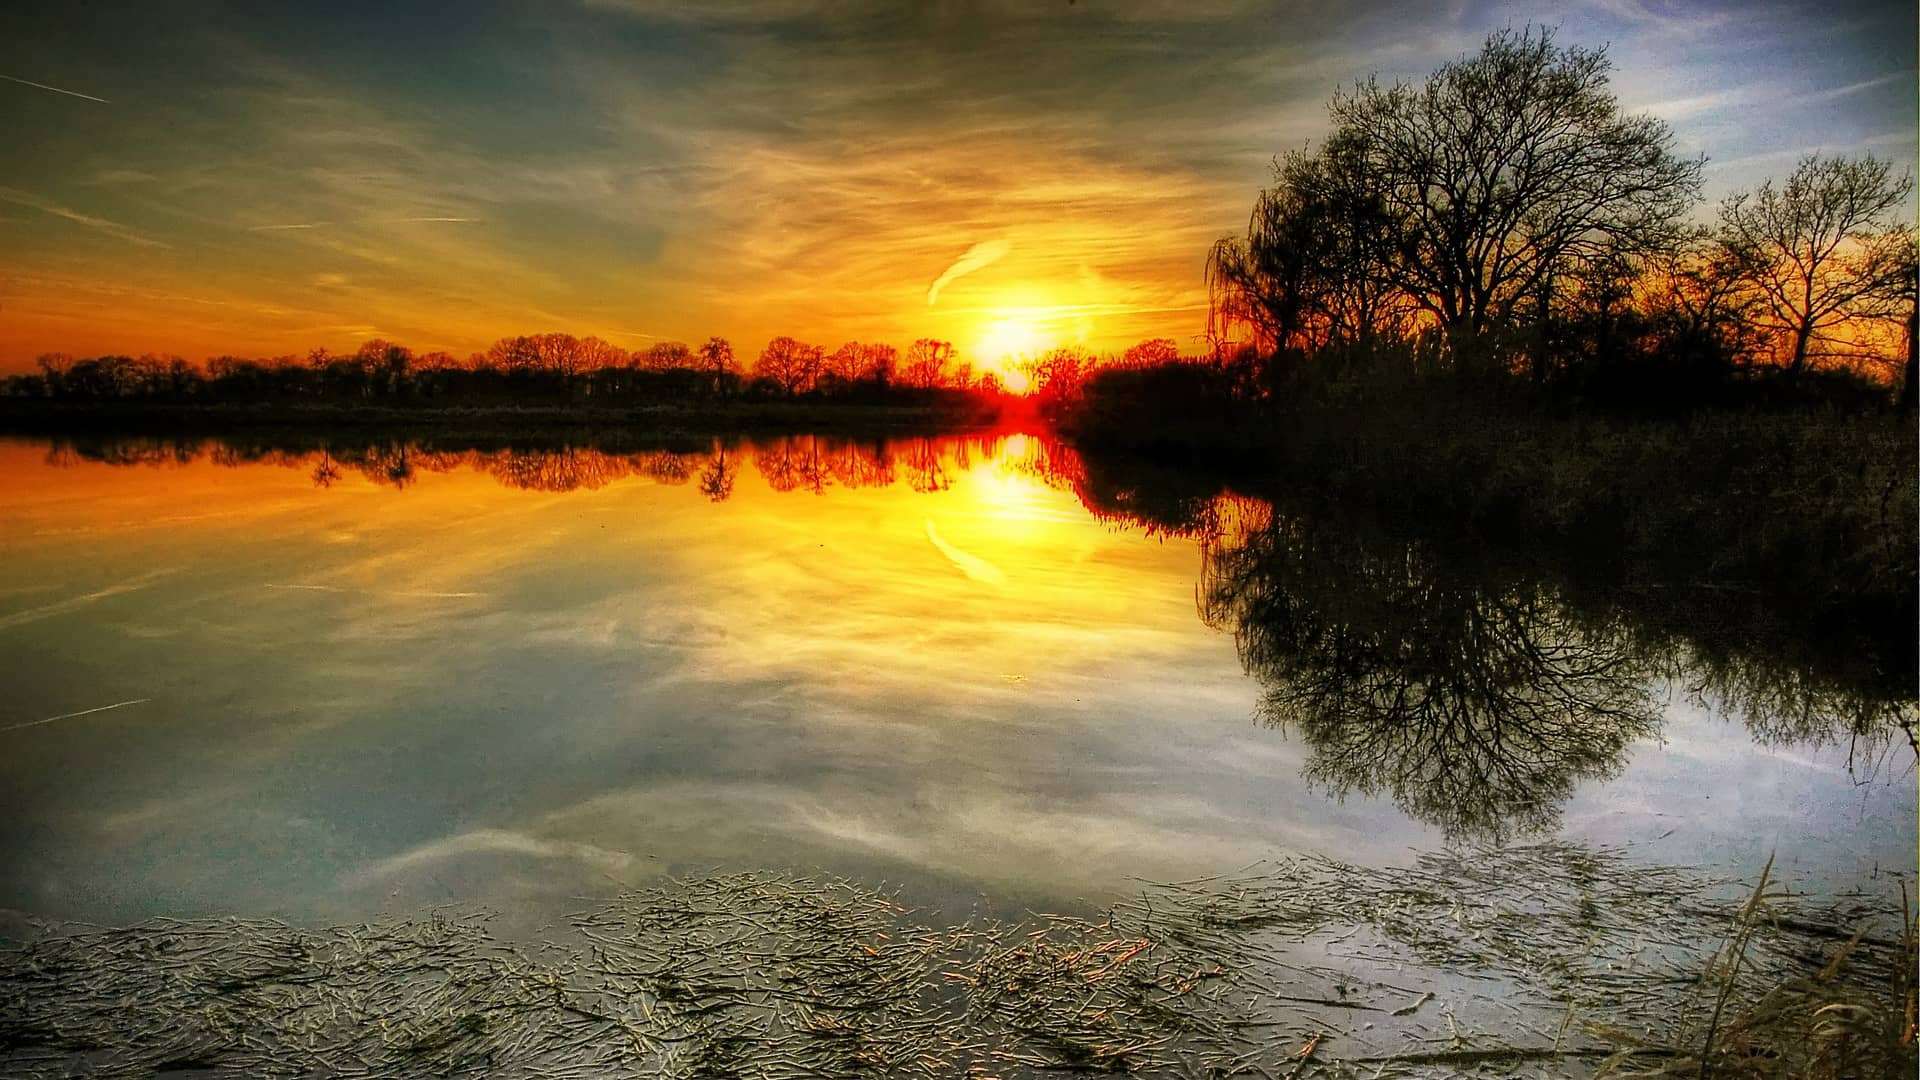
[0,0,1913,372]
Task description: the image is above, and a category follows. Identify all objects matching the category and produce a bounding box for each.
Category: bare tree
[640,340,695,372]
[698,337,737,394]
[755,336,801,394]
[824,342,872,387]
[484,336,541,375]
[902,338,952,389]
[1121,339,1181,366]
[1718,153,1915,375]
[1322,27,1701,341]
[754,336,823,396]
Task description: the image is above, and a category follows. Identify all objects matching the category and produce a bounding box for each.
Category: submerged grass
[1595,868,1918,1079]
[0,845,1910,1078]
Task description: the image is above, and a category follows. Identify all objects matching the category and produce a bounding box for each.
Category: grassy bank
[1064,378,1916,619]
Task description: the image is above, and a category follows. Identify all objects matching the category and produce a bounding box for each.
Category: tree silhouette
[902,338,953,389]
[698,337,738,396]
[755,336,824,396]
[640,340,694,372]
[1208,145,1412,354]
[1717,153,1914,375]
[824,341,896,390]
[1121,339,1181,366]
[1213,28,1701,350]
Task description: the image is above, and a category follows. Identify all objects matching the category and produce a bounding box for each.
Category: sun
[974,316,1048,392]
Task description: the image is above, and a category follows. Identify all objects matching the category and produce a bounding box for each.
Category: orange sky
[0,1,1912,375]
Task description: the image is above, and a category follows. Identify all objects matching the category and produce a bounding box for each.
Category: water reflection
[18,430,1917,853]
[1197,504,1660,840]
[1054,449,1915,840]
[40,431,1013,501]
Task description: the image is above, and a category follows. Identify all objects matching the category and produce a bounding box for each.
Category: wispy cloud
[0,187,169,248]
[926,239,1010,305]
[0,72,109,104]
[1628,88,1746,122]
[0,0,1911,365]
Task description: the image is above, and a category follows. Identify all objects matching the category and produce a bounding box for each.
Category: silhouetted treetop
[1717,153,1915,375]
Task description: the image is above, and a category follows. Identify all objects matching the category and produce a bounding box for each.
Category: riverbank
[1049,396,1920,771]
[0,397,1011,439]
[1064,387,1917,614]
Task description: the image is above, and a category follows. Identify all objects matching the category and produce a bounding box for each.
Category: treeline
[1066,28,1917,436]
[3,332,1013,408]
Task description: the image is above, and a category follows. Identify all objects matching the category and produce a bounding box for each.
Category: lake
[2,430,1909,935]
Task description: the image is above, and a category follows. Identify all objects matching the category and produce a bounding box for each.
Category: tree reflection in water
[1198,502,1659,840]
[1034,441,1913,840]
[37,430,1915,841]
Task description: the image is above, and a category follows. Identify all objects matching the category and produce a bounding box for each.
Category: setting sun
[973,315,1054,392]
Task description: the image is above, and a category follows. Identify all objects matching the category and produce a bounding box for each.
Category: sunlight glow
[973,316,1051,392]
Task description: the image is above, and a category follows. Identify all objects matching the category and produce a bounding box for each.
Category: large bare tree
[1320,27,1701,340]
[1717,153,1914,375]
[754,336,823,396]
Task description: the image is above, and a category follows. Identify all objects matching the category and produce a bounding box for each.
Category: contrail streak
[927,239,1009,305]
[250,223,327,231]
[268,583,485,599]
[0,73,109,103]
[2,698,151,734]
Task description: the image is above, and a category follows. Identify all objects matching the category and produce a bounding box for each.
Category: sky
[0,0,1913,375]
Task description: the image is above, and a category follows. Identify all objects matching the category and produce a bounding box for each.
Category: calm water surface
[0,432,1910,928]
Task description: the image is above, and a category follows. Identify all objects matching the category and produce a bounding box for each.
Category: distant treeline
[2,333,1014,409]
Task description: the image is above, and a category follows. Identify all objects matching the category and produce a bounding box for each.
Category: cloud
[926,239,1010,305]
[1,0,1913,366]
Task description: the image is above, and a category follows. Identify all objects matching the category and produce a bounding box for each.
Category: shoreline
[0,399,1014,438]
